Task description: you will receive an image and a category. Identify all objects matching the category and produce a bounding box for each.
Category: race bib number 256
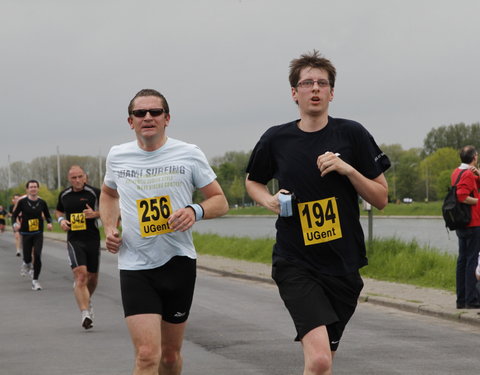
[136,196,174,238]
[298,197,342,246]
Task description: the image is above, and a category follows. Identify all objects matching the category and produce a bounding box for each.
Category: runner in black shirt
[246,51,390,374]
[55,165,101,330]
[12,180,53,290]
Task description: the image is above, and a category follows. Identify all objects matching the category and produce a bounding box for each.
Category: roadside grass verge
[362,237,456,292]
[370,201,442,217]
[193,232,274,264]
[193,232,456,292]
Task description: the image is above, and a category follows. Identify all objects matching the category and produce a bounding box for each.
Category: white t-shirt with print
[104,137,216,270]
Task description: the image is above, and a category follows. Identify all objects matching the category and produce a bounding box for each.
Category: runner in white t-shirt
[100,89,228,375]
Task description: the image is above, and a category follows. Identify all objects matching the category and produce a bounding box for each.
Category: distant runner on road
[56,165,102,330]
[12,180,53,291]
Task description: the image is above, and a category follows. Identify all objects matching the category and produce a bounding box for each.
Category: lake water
[194,216,459,255]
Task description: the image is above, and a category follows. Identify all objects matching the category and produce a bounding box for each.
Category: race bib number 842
[298,197,342,246]
[136,196,174,238]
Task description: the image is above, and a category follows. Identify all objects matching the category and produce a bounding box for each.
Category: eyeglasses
[296,79,330,89]
[131,108,165,118]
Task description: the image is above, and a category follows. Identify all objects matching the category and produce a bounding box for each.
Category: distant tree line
[383,122,480,203]
[1,121,479,208]
[0,155,105,208]
[423,122,480,156]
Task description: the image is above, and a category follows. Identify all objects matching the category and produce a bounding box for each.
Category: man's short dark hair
[26,179,39,188]
[128,89,170,116]
[460,145,477,164]
[289,50,336,89]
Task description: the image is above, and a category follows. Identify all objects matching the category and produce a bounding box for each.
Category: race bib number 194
[298,197,342,246]
[136,196,174,237]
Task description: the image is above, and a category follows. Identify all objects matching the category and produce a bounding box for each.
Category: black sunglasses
[131,108,165,118]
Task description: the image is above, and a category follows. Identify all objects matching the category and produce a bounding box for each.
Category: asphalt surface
[15,230,480,326]
[31,230,480,327]
[2,229,480,374]
[196,255,480,327]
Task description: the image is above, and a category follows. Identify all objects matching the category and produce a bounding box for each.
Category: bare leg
[127,314,162,375]
[73,266,91,310]
[159,320,187,375]
[301,326,333,375]
[125,314,187,375]
[87,272,98,299]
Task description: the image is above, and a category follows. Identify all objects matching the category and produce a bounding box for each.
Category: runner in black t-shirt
[246,51,390,373]
[12,180,53,291]
[55,165,101,330]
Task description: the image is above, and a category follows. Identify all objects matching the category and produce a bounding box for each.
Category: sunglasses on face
[131,108,165,118]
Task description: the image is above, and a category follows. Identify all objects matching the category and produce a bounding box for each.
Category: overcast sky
[2,0,479,168]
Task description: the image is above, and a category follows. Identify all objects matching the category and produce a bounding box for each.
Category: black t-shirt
[246,117,391,275]
[12,197,52,234]
[56,184,101,241]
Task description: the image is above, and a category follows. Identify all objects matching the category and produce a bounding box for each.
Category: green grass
[193,232,456,292]
[228,206,273,215]
[193,232,274,263]
[228,201,443,217]
[361,237,456,292]
[369,201,442,216]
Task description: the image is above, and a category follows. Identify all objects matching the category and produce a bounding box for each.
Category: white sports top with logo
[104,137,216,270]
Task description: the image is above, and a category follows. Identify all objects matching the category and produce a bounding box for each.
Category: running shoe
[28,268,34,279]
[16,250,21,257]
[20,263,29,277]
[81,310,93,330]
[31,280,42,291]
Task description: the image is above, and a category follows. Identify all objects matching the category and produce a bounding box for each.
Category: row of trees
[0,155,105,209]
[384,122,480,202]
[382,145,457,203]
[1,122,479,208]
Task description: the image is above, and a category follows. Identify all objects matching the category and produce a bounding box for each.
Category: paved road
[1,234,480,374]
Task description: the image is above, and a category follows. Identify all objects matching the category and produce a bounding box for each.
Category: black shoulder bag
[442,169,471,231]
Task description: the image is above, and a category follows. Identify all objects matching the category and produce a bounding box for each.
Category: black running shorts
[272,257,363,351]
[120,256,196,323]
[67,239,100,273]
